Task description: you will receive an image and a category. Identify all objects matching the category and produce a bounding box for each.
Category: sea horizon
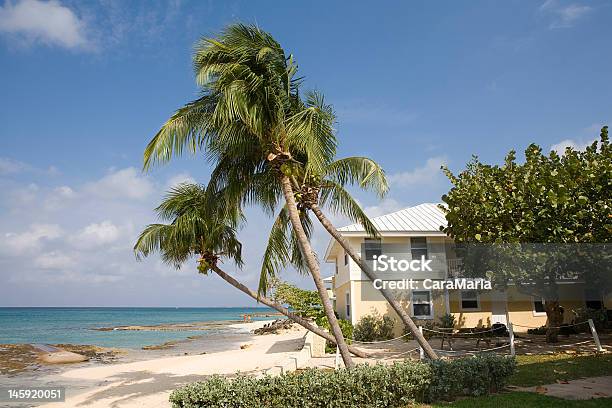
[0,307,276,349]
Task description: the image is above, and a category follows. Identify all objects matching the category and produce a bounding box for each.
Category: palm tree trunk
[310,203,439,360]
[211,264,367,358]
[280,176,355,368]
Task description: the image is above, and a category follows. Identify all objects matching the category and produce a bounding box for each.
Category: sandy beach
[31,320,306,408]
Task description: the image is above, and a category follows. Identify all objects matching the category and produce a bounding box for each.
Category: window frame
[411,290,433,319]
[410,237,429,260]
[345,292,351,318]
[364,238,382,261]
[460,290,480,311]
[532,297,547,316]
[344,251,349,266]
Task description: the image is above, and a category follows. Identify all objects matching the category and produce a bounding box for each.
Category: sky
[0,0,610,307]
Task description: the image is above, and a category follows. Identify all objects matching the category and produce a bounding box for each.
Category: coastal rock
[38,350,89,364]
[253,319,294,335]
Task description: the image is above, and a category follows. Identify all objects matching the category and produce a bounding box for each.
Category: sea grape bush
[353,312,395,342]
[170,355,516,407]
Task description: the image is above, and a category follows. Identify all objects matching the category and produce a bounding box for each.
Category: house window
[411,237,428,259]
[412,290,433,318]
[345,292,351,317]
[533,298,546,315]
[364,238,382,260]
[344,251,349,266]
[460,290,479,310]
[585,289,603,310]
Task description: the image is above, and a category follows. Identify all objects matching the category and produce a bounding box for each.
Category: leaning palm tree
[259,156,439,359]
[133,184,367,358]
[142,24,355,366]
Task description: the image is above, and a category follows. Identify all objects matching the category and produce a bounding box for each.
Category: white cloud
[166,172,196,189]
[71,220,120,249]
[33,250,75,269]
[85,167,153,200]
[387,156,447,187]
[0,0,90,49]
[42,185,77,211]
[0,158,307,306]
[363,198,405,218]
[540,0,592,29]
[0,157,30,174]
[2,223,63,254]
[549,123,606,154]
[550,138,596,154]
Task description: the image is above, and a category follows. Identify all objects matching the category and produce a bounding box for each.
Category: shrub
[427,355,516,401]
[572,307,608,332]
[439,313,456,329]
[527,325,547,335]
[169,355,516,408]
[404,319,436,340]
[317,318,354,353]
[353,312,395,342]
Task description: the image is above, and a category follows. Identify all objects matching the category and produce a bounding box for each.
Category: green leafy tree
[133,184,366,357]
[442,126,611,342]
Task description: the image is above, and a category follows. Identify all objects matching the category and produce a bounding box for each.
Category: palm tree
[133,184,367,358]
[142,24,355,366]
[260,157,439,359]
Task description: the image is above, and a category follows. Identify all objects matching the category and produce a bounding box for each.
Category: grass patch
[509,353,612,387]
[426,392,612,407]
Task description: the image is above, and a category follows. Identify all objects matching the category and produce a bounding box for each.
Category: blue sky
[0,0,610,306]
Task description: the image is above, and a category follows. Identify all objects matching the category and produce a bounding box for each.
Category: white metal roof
[338,203,447,233]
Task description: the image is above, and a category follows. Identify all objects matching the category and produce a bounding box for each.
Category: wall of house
[334,281,351,321]
[448,290,494,329]
[506,285,588,331]
[349,280,447,335]
[345,235,450,282]
[330,234,607,335]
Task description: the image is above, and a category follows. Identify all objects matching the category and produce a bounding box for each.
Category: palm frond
[285,90,337,174]
[319,180,380,238]
[259,206,291,296]
[143,96,217,171]
[134,184,244,269]
[324,157,388,197]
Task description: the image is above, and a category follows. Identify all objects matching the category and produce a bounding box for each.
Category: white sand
[39,321,307,408]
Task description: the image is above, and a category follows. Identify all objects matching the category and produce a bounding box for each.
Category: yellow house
[324,203,610,333]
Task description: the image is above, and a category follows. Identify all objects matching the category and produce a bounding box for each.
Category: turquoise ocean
[0,307,275,349]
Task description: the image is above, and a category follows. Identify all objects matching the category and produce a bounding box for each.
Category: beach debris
[253,319,294,335]
[240,344,251,349]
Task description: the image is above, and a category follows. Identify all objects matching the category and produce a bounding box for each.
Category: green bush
[169,355,516,407]
[353,312,395,342]
[527,326,547,335]
[317,317,354,353]
[573,307,608,332]
[439,313,456,329]
[404,319,436,340]
[427,354,516,400]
